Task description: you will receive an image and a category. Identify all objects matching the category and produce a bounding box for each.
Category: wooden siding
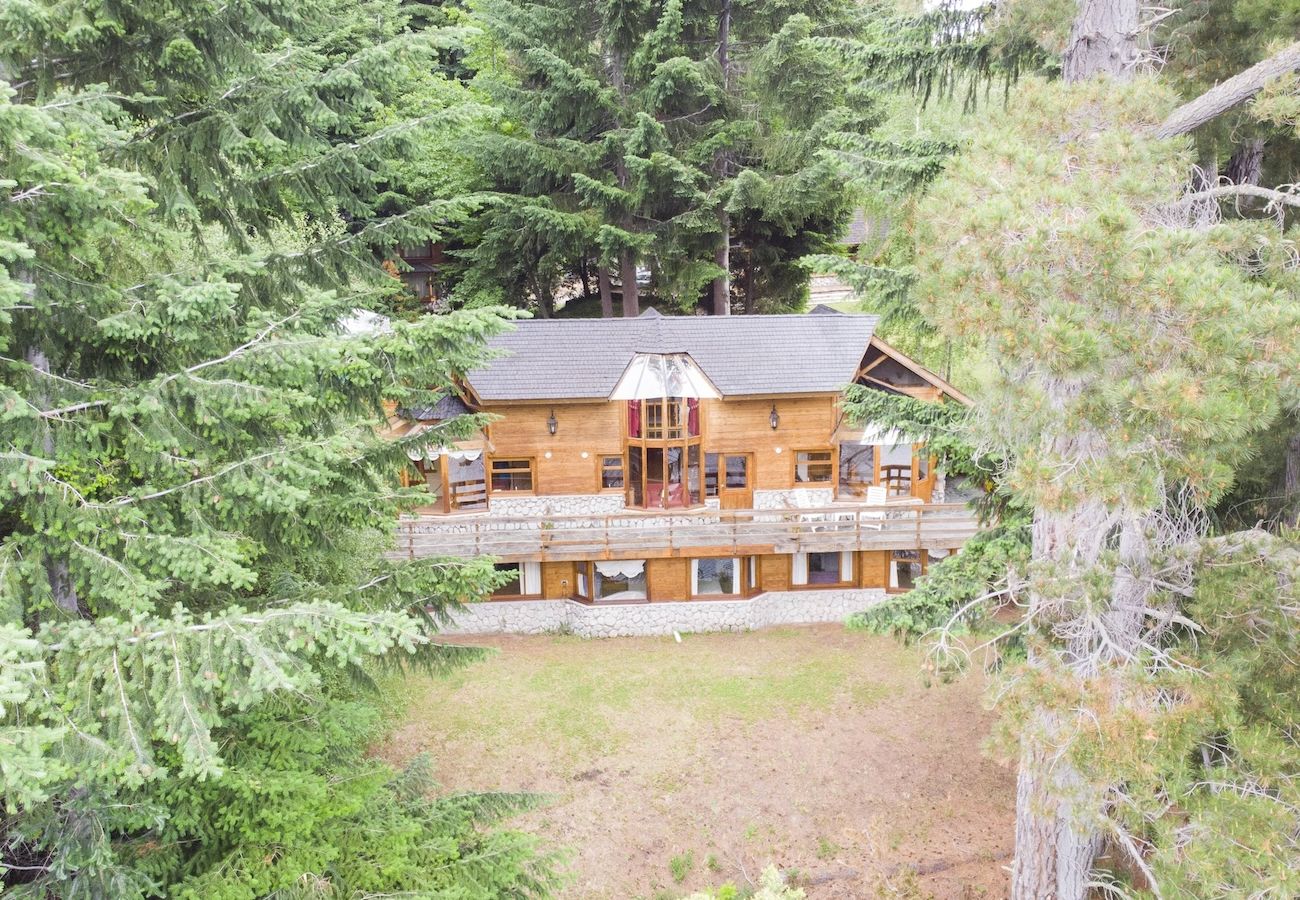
[542,561,575,599]
[477,395,838,497]
[859,550,890,589]
[759,554,791,592]
[647,558,689,602]
[486,400,622,495]
[700,396,837,491]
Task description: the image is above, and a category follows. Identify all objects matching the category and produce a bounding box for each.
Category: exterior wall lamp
[546,408,558,435]
[769,404,779,430]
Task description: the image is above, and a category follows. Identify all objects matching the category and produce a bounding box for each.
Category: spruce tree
[0,1,553,894]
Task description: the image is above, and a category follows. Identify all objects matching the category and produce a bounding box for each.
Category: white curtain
[840,551,854,582]
[889,558,899,589]
[792,553,808,586]
[689,561,699,596]
[445,448,483,462]
[595,559,645,579]
[521,562,542,595]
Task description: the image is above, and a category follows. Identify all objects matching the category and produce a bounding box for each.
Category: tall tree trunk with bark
[743,252,755,314]
[1011,7,1144,894]
[710,0,733,316]
[598,266,614,318]
[619,252,639,317]
[1284,429,1300,528]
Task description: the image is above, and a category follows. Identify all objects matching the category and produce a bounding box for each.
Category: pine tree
[0,1,552,893]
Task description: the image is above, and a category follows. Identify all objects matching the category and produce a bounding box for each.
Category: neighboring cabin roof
[466,307,880,402]
[402,394,472,420]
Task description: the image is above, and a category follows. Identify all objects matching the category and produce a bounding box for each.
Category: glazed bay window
[838,444,875,497]
[691,557,742,597]
[490,561,541,598]
[791,551,854,587]
[489,457,534,492]
[794,450,833,484]
[625,398,703,509]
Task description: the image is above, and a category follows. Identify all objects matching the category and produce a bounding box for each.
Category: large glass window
[881,443,913,497]
[692,558,741,596]
[795,450,833,483]
[838,444,875,496]
[704,453,720,497]
[625,398,704,509]
[627,446,644,506]
[448,453,487,511]
[593,560,647,601]
[725,455,748,488]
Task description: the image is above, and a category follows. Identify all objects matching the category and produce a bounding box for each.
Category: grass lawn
[376,624,1014,899]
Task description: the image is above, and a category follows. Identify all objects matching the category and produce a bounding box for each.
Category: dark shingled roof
[402,394,472,420]
[466,309,879,401]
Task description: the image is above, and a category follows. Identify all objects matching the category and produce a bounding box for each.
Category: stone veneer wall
[752,487,835,509]
[489,493,627,517]
[439,588,888,638]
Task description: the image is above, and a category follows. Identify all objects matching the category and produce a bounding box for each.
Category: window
[600,454,624,489]
[838,443,875,496]
[795,450,833,483]
[791,551,853,587]
[491,562,541,597]
[704,453,720,497]
[725,455,748,488]
[691,558,741,596]
[490,458,534,492]
[592,560,647,601]
[889,550,926,592]
[418,457,443,505]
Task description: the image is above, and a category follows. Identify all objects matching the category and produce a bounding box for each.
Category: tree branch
[1168,183,1300,211]
[1155,41,1300,139]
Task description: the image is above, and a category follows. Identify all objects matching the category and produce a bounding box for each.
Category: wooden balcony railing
[394,502,981,562]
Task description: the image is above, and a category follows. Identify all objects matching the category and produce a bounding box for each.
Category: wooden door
[718,453,753,510]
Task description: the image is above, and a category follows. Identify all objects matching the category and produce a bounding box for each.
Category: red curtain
[627,400,641,438]
[686,398,699,436]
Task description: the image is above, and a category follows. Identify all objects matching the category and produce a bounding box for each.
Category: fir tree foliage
[1,0,550,894]
[459,0,928,314]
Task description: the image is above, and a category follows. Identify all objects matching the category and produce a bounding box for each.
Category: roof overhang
[860,337,972,405]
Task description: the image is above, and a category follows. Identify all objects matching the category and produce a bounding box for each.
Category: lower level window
[889,550,926,592]
[491,561,542,597]
[791,551,853,586]
[593,560,647,601]
[691,557,741,596]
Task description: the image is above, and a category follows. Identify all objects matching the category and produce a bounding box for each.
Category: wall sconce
[768,404,780,430]
[546,408,558,435]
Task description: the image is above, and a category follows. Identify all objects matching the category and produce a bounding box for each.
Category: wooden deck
[395,502,981,562]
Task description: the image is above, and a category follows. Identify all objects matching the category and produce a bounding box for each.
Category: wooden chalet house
[391,307,979,609]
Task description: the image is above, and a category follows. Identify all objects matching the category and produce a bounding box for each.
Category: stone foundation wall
[439,588,888,638]
[490,494,627,517]
[753,487,835,509]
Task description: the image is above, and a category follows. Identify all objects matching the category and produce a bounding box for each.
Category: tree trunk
[743,253,755,314]
[598,266,614,318]
[1285,428,1300,528]
[712,208,730,315]
[710,0,734,317]
[1012,713,1103,899]
[620,252,639,318]
[1223,138,1265,187]
[579,258,593,301]
[1062,0,1140,84]
[25,346,82,617]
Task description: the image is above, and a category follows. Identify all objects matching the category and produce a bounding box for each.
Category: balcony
[394,501,981,562]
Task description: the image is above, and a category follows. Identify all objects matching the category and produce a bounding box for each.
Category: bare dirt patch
[376,624,1014,899]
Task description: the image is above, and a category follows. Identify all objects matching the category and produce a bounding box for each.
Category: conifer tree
[460,0,933,315]
[0,1,553,894]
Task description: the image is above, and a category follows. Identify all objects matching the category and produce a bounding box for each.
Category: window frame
[887,549,927,594]
[488,456,536,494]
[793,449,835,485]
[598,452,625,492]
[689,557,744,598]
[790,550,856,589]
[489,561,543,599]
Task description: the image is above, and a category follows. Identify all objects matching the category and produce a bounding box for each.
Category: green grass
[669,850,695,884]
[391,631,897,761]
